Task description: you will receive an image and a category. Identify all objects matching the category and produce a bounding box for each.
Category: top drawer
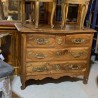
[26,34,55,48]
[65,34,93,47]
[26,33,93,48]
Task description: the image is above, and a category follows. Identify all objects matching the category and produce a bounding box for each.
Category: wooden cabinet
[0,22,19,75]
[15,23,95,89]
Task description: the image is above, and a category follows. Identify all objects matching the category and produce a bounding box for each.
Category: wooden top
[0,22,14,35]
[25,0,55,2]
[63,0,90,4]
[0,22,16,30]
[15,23,96,34]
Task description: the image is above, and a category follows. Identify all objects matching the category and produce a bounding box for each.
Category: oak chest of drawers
[15,23,95,89]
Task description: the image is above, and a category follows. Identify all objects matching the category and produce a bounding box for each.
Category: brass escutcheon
[70,51,86,58]
[71,38,85,44]
[34,53,47,59]
[32,64,49,72]
[35,38,49,45]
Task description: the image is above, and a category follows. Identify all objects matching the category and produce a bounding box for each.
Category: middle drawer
[26,47,89,62]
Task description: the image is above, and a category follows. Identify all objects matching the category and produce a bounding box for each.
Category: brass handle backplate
[35,38,49,45]
[67,64,81,70]
[70,51,86,58]
[34,53,47,59]
[71,38,85,44]
[32,64,49,72]
[52,63,81,71]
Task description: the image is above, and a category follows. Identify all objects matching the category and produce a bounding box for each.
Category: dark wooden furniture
[15,23,95,89]
[0,0,22,75]
[0,22,19,75]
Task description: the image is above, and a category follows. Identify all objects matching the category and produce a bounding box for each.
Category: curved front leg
[82,3,89,29]
[79,4,85,29]
[35,1,40,28]
[51,0,56,28]
[61,3,69,29]
[31,2,35,23]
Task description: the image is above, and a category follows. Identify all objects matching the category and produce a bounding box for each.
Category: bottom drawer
[26,61,87,75]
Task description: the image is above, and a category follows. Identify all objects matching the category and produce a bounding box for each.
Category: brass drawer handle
[67,64,81,70]
[32,64,49,72]
[34,53,47,59]
[71,38,85,44]
[52,64,81,71]
[35,38,49,45]
[70,51,86,58]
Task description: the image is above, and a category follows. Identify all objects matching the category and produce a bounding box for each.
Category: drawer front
[26,47,89,62]
[26,61,87,75]
[65,34,92,46]
[26,34,55,47]
[67,47,89,60]
[26,34,66,48]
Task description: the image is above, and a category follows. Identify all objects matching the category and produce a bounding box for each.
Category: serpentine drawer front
[26,34,56,48]
[65,34,92,46]
[26,61,87,75]
[15,23,95,89]
[26,47,89,61]
[26,34,92,47]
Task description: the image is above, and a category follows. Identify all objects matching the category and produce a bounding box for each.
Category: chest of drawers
[15,23,95,89]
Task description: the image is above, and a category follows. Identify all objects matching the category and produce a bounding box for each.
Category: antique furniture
[22,0,56,28]
[0,0,22,74]
[61,0,90,29]
[15,23,95,89]
[0,22,18,75]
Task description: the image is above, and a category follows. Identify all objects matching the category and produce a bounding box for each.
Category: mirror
[0,0,22,21]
